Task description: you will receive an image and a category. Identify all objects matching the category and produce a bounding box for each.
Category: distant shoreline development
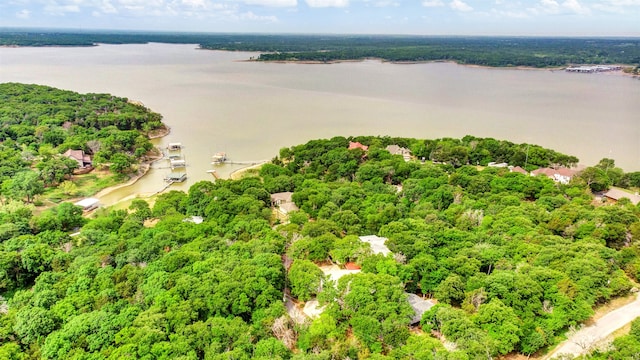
[565,65,623,73]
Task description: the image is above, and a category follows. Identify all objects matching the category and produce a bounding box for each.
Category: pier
[220,160,267,166]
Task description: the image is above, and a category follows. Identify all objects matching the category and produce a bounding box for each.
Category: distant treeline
[1,30,639,68]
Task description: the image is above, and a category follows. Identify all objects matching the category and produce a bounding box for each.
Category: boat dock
[170,159,186,169]
[165,172,187,183]
[211,152,227,165]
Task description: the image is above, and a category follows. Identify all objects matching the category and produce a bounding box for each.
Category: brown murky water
[1,43,638,206]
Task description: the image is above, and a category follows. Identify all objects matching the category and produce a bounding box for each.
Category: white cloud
[99,0,118,13]
[538,0,560,13]
[600,0,640,4]
[180,0,207,7]
[243,0,297,7]
[532,0,591,15]
[239,10,278,21]
[562,0,590,15]
[44,4,82,15]
[305,0,349,7]
[365,0,399,7]
[592,0,640,13]
[449,0,472,12]
[491,9,530,18]
[422,0,444,7]
[16,9,31,19]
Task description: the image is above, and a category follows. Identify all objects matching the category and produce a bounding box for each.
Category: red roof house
[348,141,369,151]
[531,167,577,184]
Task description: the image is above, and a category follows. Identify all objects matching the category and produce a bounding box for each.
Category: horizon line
[1,26,639,39]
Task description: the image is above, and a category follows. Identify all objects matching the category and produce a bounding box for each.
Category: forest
[0,83,165,203]
[1,126,640,358]
[1,30,639,68]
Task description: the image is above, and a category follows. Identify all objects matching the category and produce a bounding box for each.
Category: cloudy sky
[1,0,639,36]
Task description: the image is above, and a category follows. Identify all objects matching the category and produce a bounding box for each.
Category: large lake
[1,43,638,205]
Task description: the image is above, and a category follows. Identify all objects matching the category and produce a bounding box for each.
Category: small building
[386,145,412,162]
[74,198,100,212]
[604,188,640,205]
[63,149,92,169]
[407,293,435,325]
[271,192,294,206]
[488,162,509,168]
[348,141,369,152]
[271,192,299,222]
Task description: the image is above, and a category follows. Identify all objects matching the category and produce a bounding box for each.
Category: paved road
[546,292,640,359]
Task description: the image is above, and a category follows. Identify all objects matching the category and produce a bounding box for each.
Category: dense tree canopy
[1,134,639,359]
[0,83,164,202]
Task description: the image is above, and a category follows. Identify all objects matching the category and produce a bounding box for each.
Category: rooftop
[359,235,391,256]
[604,188,640,205]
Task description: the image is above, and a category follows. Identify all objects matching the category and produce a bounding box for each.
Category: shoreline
[229,163,265,180]
[93,126,170,201]
[245,57,638,75]
[4,42,635,75]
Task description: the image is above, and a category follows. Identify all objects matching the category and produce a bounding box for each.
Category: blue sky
[1,0,639,36]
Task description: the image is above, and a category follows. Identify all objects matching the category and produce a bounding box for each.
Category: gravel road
[546,292,640,359]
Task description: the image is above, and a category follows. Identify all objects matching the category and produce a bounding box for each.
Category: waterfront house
[270,192,299,222]
[63,149,93,172]
[531,167,577,184]
[348,141,369,152]
[385,145,412,162]
[604,188,640,205]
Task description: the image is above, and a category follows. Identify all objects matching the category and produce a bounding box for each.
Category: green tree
[289,259,325,301]
[435,274,466,306]
[576,167,612,192]
[14,306,57,344]
[109,153,133,174]
[3,171,44,203]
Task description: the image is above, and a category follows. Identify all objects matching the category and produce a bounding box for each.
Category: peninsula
[1,30,639,71]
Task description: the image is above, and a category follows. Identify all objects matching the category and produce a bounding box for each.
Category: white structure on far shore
[565,65,622,73]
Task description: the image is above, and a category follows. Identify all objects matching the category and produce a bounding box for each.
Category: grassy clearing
[42,171,127,204]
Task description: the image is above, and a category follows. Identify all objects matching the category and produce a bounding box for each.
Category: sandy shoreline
[92,127,170,201]
[229,163,266,180]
